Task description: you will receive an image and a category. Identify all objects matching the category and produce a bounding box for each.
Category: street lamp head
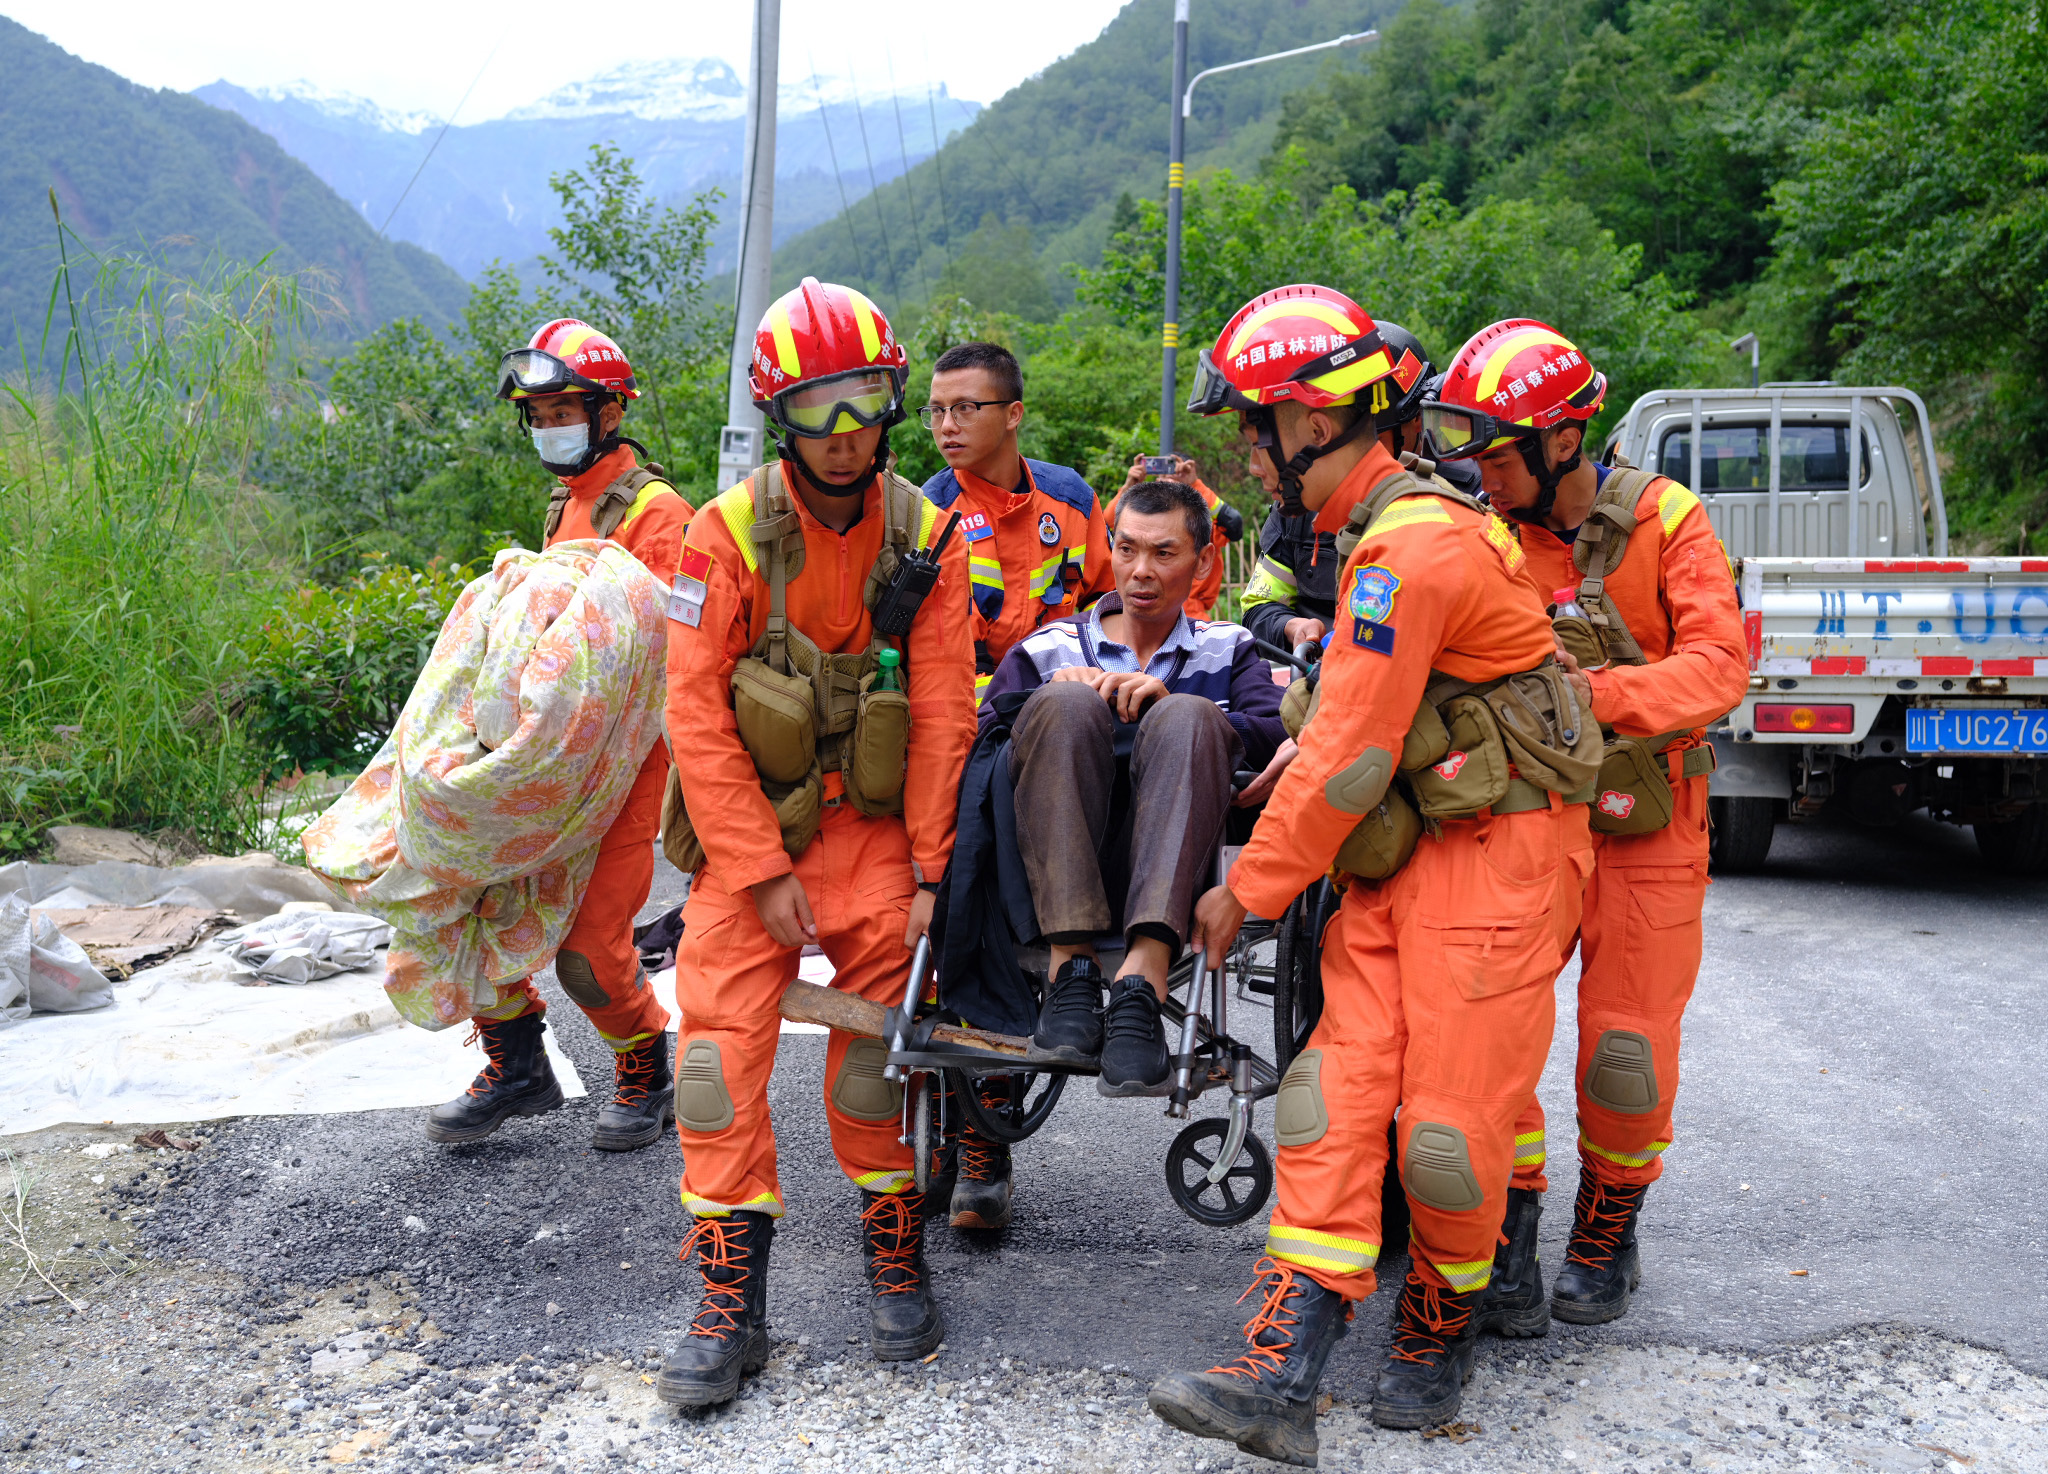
[1729,332,1759,354]
[1336,30,1379,47]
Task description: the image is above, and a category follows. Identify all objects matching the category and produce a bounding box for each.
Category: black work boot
[656,1212,775,1407]
[1097,975,1170,1095]
[862,1190,944,1360]
[1371,1270,1484,1429]
[1476,1187,1550,1338]
[1148,1258,1351,1467]
[590,1031,675,1152]
[949,1112,1013,1231]
[424,1012,564,1143]
[1550,1173,1647,1324]
[1033,956,1105,1062]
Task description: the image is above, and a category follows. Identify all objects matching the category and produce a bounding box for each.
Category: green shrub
[233,557,474,777]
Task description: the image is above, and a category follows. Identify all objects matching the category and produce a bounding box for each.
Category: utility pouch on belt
[1332,786,1422,880]
[845,675,911,816]
[1405,692,1513,819]
[660,766,704,874]
[731,657,817,786]
[1483,663,1603,793]
[1551,611,1608,672]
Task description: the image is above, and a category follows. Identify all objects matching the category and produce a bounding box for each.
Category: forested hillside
[0,18,466,352]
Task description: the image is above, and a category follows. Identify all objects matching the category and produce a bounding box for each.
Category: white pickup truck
[1606,385,2048,872]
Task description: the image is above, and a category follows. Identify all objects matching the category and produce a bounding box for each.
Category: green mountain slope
[771,0,1403,313]
[0,17,466,353]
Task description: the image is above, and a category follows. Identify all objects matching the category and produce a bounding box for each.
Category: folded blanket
[304,541,668,1028]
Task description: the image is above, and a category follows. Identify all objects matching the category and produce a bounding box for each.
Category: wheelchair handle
[1251,636,1318,675]
[882,935,932,1084]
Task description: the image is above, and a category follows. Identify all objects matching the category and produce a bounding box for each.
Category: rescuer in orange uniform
[1145,286,1595,1462]
[655,280,975,1407]
[423,320,691,1153]
[920,340,1114,699]
[1422,321,1748,1334]
[1112,453,1245,618]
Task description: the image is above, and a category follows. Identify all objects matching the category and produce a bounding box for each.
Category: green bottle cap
[879,648,901,667]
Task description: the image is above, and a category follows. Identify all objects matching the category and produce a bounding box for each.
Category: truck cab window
[1658,423,1871,493]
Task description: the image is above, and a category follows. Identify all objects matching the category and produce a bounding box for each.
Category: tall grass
[0,214,307,854]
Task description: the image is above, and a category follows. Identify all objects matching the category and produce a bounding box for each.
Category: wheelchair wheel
[947,1069,1066,1146]
[912,1079,935,1197]
[1165,1119,1273,1227]
[1271,885,1328,1073]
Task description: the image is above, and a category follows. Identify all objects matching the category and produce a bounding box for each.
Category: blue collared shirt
[1084,597,1200,678]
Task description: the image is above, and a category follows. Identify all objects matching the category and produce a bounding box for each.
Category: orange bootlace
[957,1125,1005,1184]
[1564,1178,1646,1269]
[861,1192,924,1296]
[1388,1277,1473,1366]
[681,1218,754,1340]
[462,1018,512,1099]
[1207,1257,1303,1379]
[612,1040,659,1109]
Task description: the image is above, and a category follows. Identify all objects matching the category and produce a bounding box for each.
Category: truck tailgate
[1741,557,2048,679]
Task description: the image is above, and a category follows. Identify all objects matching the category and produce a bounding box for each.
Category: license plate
[1906,707,2048,754]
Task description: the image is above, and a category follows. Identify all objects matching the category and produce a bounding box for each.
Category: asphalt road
[139,806,2048,1406]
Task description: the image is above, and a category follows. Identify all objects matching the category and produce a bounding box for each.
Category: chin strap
[527,392,629,478]
[774,425,893,501]
[1506,433,1582,525]
[1259,406,1378,516]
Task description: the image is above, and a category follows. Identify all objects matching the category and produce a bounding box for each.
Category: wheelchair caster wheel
[1165,1118,1272,1227]
[912,1082,935,1197]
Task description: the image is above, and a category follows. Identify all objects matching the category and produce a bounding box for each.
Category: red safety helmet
[1187,284,1398,515]
[1421,319,1605,460]
[1422,318,1608,523]
[748,277,908,439]
[496,319,641,404]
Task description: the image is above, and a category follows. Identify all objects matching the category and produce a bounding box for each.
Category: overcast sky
[5,0,1132,118]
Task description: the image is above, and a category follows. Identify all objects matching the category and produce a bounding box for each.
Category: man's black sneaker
[1097,975,1171,1095]
[424,1012,563,1143]
[1032,957,1105,1063]
[1550,1173,1647,1325]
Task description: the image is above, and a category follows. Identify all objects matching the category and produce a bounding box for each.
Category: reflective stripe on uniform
[853,1168,915,1194]
[1513,1130,1547,1168]
[969,554,1004,592]
[1657,482,1702,535]
[615,478,675,535]
[973,670,993,700]
[715,482,759,572]
[1265,1224,1379,1274]
[1030,544,1085,603]
[1579,1129,1669,1169]
[1241,556,1297,610]
[1428,1255,1494,1293]
[1366,496,1455,537]
[683,1189,785,1219]
[595,1027,660,1054]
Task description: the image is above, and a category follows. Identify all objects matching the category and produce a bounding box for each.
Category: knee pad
[1402,1121,1484,1213]
[1273,1050,1330,1147]
[1583,1029,1659,1114]
[830,1038,903,1124]
[675,1039,735,1133]
[555,950,611,1010]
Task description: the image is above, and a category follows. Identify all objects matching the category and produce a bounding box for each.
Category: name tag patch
[669,546,712,628]
[961,511,995,542]
[1351,617,1396,656]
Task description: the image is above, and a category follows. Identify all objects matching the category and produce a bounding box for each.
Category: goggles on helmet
[772,368,905,438]
[1187,350,1254,418]
[1419,402,1528,461]
[496,347,611,402]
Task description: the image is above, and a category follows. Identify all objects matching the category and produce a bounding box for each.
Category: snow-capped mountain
[194,62,981,279]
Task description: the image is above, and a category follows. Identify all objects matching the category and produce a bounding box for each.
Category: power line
[378,41,501,238]
[951,96,1046,227]
[809,59,870,282]
[883,51,931,300]
[848,83,900,297]
[922,47,954,259]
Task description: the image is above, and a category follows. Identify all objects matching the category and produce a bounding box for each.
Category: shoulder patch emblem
[1349,564,1401,624]
[1038,511,1061,545]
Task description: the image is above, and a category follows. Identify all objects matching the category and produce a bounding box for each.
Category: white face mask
[531,422,590,471]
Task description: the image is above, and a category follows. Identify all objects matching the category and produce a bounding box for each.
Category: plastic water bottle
[874,647,904,691]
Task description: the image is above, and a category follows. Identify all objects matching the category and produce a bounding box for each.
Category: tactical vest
[544,463,675,541]
[662,463,941,874]
[1549,458,1718,835]
[1280,468,1602,881]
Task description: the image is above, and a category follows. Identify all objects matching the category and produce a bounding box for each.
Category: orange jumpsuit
[1228,444,1592,1302]
[923,459,1113,701]
[478,445,691,1054]
[665,462,976,1216]
[1109,477,1233,619]
[1510,471,1747,1190]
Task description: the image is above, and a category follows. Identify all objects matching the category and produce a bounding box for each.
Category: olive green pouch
[1332,784,1424,880]
[1406,695,1511,820]
[1399,696,1452,773]
[660,766,704,874]
[767,772,824,856]
[731,655,816,786]
[1551,610,1607,672]
[1486,665,1604,794]
[1280,677,1318,741]
[1589,736,1677,835]
[845,676,911,817]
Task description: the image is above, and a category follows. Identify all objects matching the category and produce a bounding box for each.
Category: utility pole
[1158,27,1378,453]
[719,0,781,492]
[1158,0,1190,457]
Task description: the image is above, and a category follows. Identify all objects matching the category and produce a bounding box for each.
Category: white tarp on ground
[0,857,586,1134]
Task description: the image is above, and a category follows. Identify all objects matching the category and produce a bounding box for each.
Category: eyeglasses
[917,399,1016,429]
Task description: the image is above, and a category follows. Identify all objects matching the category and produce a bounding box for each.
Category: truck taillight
[1754,702,1854,733]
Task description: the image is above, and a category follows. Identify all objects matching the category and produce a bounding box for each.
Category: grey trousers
[1009,682,1240,954]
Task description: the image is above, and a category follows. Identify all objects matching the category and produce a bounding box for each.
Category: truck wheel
[1709,796,1776,873]
[1974,806,2048,874]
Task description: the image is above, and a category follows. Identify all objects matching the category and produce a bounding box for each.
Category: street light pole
[1158,0,1190,458]
[718,0,781,492]
[1157,27,1378,454]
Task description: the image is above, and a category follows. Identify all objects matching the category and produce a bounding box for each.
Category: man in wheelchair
[980,478,1288,1103]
